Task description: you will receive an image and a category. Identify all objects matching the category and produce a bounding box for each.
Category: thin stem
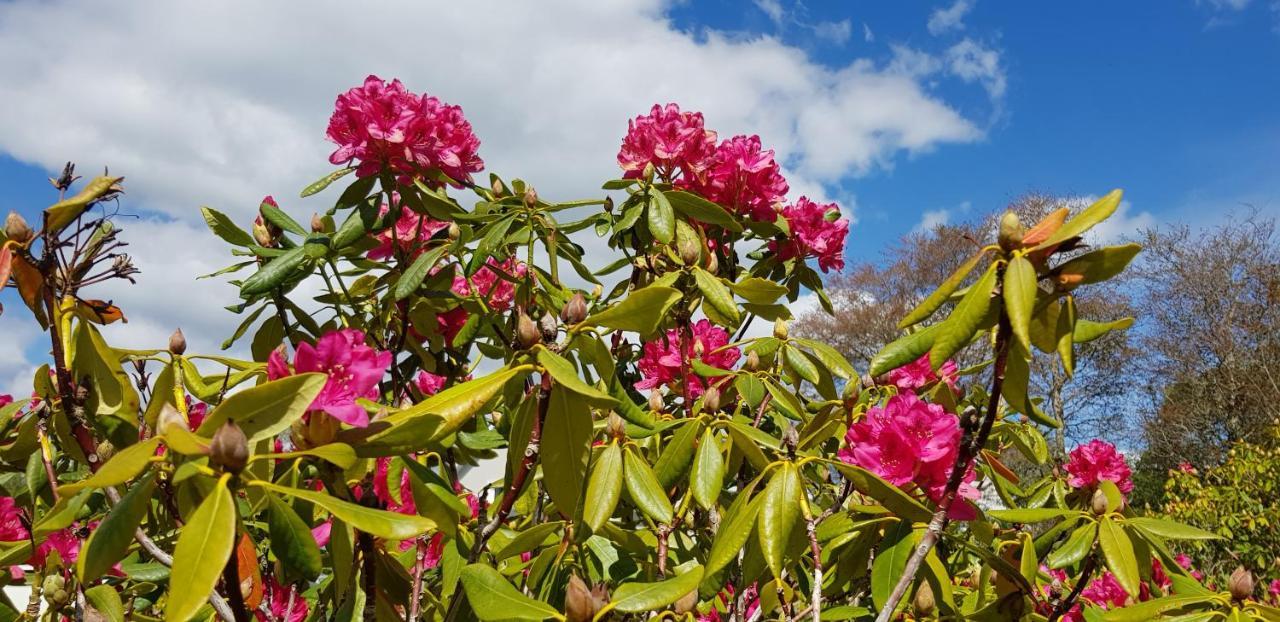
[1047,553,1098,622]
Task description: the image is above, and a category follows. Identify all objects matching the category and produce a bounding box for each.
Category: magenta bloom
[367,197,449,261]
[0,394,12,408]
[415,371,447,396]
[1065,440,1133,494]
[887,353,959,392]
[1175,553,1205,581]
[327,75,483,182]
[635,320,740,398]
[30,528,79,567]
[679,134,788,222]
[618,104,717,182]
[0,497,27,542]
[1081,571,1130,610]
[770,197,849,273]
[839,393,978,517]
[254,577,308,622]
[374,458,416,515]
[268,329,391,428]
[453,257,527,312]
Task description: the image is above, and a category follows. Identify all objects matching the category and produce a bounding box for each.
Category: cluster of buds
[564,575,610,622]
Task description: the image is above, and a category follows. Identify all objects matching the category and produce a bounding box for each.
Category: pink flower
[254,577,308,622]
[679,135,788,222]
[452,257,527,312]
[186,397,208,430]
[1175,554,1204,581]
[435,307,470,343]
[268,329,391,428]
[327,75,483,182]
[769,197,849,273]
[0,497,28,542]
[1065,440,1133,495]
[373,458,416,515]
[415,371,448,396]
[1176,461,1195,474]
[635,320,740,398]
[367,197,449,261]
[0,395,12,408]
[311,521,332,548]
[1268,579,1280,602]
[839,393,978,518]
[30,528,79,567]
[887,353,959,393]
[422,533,446,570]
[617,104,717,182]
[1081,571,1130,610]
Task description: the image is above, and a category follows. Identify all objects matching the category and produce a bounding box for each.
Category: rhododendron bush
[0,75,1274,622]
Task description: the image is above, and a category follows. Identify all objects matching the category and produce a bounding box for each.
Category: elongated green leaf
[201,206,255,247]
[647,189,676,244]
[266,494,323,581]
[783,345,820,385]
[731,277,786,305]
[706,489,762,579]
[793,338,855,381]
[1099,516,1141,597]
[1125,518,1221,541]
[609,565,704,613]
[899,249,989,328]
[624,446,674,524]
[1047,523,1097,569]
[196,373,326,443]
[300,166,355,197]
[1074,317,1134,343]
[254,443,356,469]
[536,348,618,408]
[868,322,943,379]
[78,474,156,582]
[583,286,683,335]
[1004,255,1037,352]
[1058,295,1077,377]
[1098,595,1216,622]
[987,508,1075,523]
[393,244,450,301]
[331,201,377,249]
[84,585,124,622]
[460,564,563,621]
[828,461,932,523]
[666,190,743,231]
[690,428,725,510]
[1054,244,1142,286]
[1034,189,1123,250]
[930,262,997,370]
[541,388,592,516]
[758,463,802,577]
[871,521,916,612]
[45,176,122,235]
[166,475,236,622]
[494,522,563,560]
[694,267,740,326]
[240,244,310,296]
[584,442,624,531]
[654,421,701,488]
[61,437,161,494]
[258,196,306,235]
[251,480,434,540]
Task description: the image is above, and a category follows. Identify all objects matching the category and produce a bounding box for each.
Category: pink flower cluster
[327,75,483,182]
[839,393,978,518]
[1065,439,1133,495]
[268,329,391,428]
[679,134,789,222]
[254,577,308,622]
[617,104,717,182]
[368,196,449,261]
[770,197,849,273]
[0,497,81,574]
[888,353,959,393]
[636,320,740,398]
[1081,571,1131,610]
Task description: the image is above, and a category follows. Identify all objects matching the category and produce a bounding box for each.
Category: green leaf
[690,428,725,510]
[1074,317,1134,343]
[196,373,326,443]
[648,189,675,244]
[694,267,741,326]
[1047,523,1097,569]
[871,521,916,612]
[654,421,702,488]
[61,437,161,494]
[1099,516,1141,597]
[536,348,618,408]
[1054,243,1142,286]
[706,489,762,579]
[987,508,1075,523]
[584,442,624,531]
[793,338,855,381]
[828,461,933,523]
[1057,295,1077,377]
[331,201,377,249]
[1098,595,1216,622]
[930,262,997,370]
[494,522,563,560]
[393,244,450,300]
[868,322,944,379]
[250,480,434,540]
[45,176,122,235]
[78,474,156,582]
[266,494,323,582]
[541,388,592,516]
[1004,255,1038,352]
[899,249,989,328]
[201,206,255,247]
[255,443,357,469]
[1125,517,1221,541]
[608,565,704,613]
[624,446,674,524]
[730,277,786,305]
[240,244,310,296]
[300,166,355,197]
[583,285,683,336]
[1033,189,1123,250]
[258,196,307,235]
[665,190,743,231]
[460,564,564,621]
[83,584,125,622]
[166,474,236,622]
[783,345,820,385]
[758,463,802,577]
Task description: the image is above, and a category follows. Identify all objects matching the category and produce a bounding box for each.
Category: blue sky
[0,0,1278,392]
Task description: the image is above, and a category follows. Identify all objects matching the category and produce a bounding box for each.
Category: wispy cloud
[928,0,973,35]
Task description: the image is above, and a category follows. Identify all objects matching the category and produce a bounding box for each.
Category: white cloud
[813,19,853,45]
[1087,199,1157,244]
[915,208,952,232]
[755,0,786,24]
[863,23,875,42]
[1201,0,1252,10]
[945,38,1006,99]
[928,0,973,35]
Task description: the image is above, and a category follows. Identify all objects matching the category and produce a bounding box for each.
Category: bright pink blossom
[415,371,448,396]
[1065,440,1133,495]
[1081,571,1130,610]
[368,197,449,261]
[268,329,391,428]
[1268,579,1280,602]
[30,528,79,567]
[452,257,527,312]
[770,197,849,273]
[374,458,416,515]
[311,521,331,548]
[0,497,27,542]
[1152,558,1173,592]
[1176,461,1195,474]
[839,392,978,518]
[888,353,959,393]
[0,395,12,408]
[635,320,740,398]
[327,75,483,182]
[618,104,717,182]
[255,577,308,622]
[1175,553,1204,581]
[679,135,788,222]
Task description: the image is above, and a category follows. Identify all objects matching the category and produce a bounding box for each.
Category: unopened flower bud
[561,292,588,325]
[705,250,719,274]
[773,319,789,340]
[913,582,936,617]
[702,386,721,413]
[591,284,603,298]
[693,339,705,358]
[209,420,250,473]
[677,235,701,266]
[603,196,614,213]
[311,213,325,233]
[649,391,664,413]
[745,351,761,371]
[168,328,187,355]
[1090,489,1109,515]
[782,424,799,451]
[252,219,275,247]
[606,413,626,440]
[643,162,656,182]
[491,177,505,197]
[95,440,115,464]
[565,575,596,622]
[524,187,539,208]
[5,211,33,243]
[539,312,559,342]
[998,211,1025,251]
[674,590,698,615]
[448,222,461,240]
[1229,566,1254,601]
[517,313,540,349]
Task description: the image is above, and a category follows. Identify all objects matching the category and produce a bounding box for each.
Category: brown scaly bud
[1229,566,1254,601]
[705,249,719,274]
[448,222,461,241]
[168,328,187,355]
[517,313,540,349]
[310,213,325,233]
[913,582,936,618]
[1090,489,1110,515]
[539,312,559,342]
[674,590,698,615]
[523,187,539,208]
[649,391,664,413]
[209,420,250,473]
[95,440,115,464]
[606,413,626,440]
[491,177,505,197]
[677,235,702,266]
[773,319,789,340]
[781,424,799,452]
[561,292,588,325]
[745,351,761,371]
[564,575,596,622]
[603,196,614,213]
[998,211,1025,252]
[702,386,721,413]
[5,211,33,244]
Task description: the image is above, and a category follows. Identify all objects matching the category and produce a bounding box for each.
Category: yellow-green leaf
[196,373,326,443]
[250,480,434,541]
[61,437,161,494]
[1033,189,1123,250]
[582,286,683,336]
[460,563,564,621]
[931,262,997,370]
[166,474,236,622]
[899,248,989,328]
[1099,516,1141,597]
[584,442,624,531]
[624,446,674,524]
[758,462,802,577]
[1004,255,1037,352]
